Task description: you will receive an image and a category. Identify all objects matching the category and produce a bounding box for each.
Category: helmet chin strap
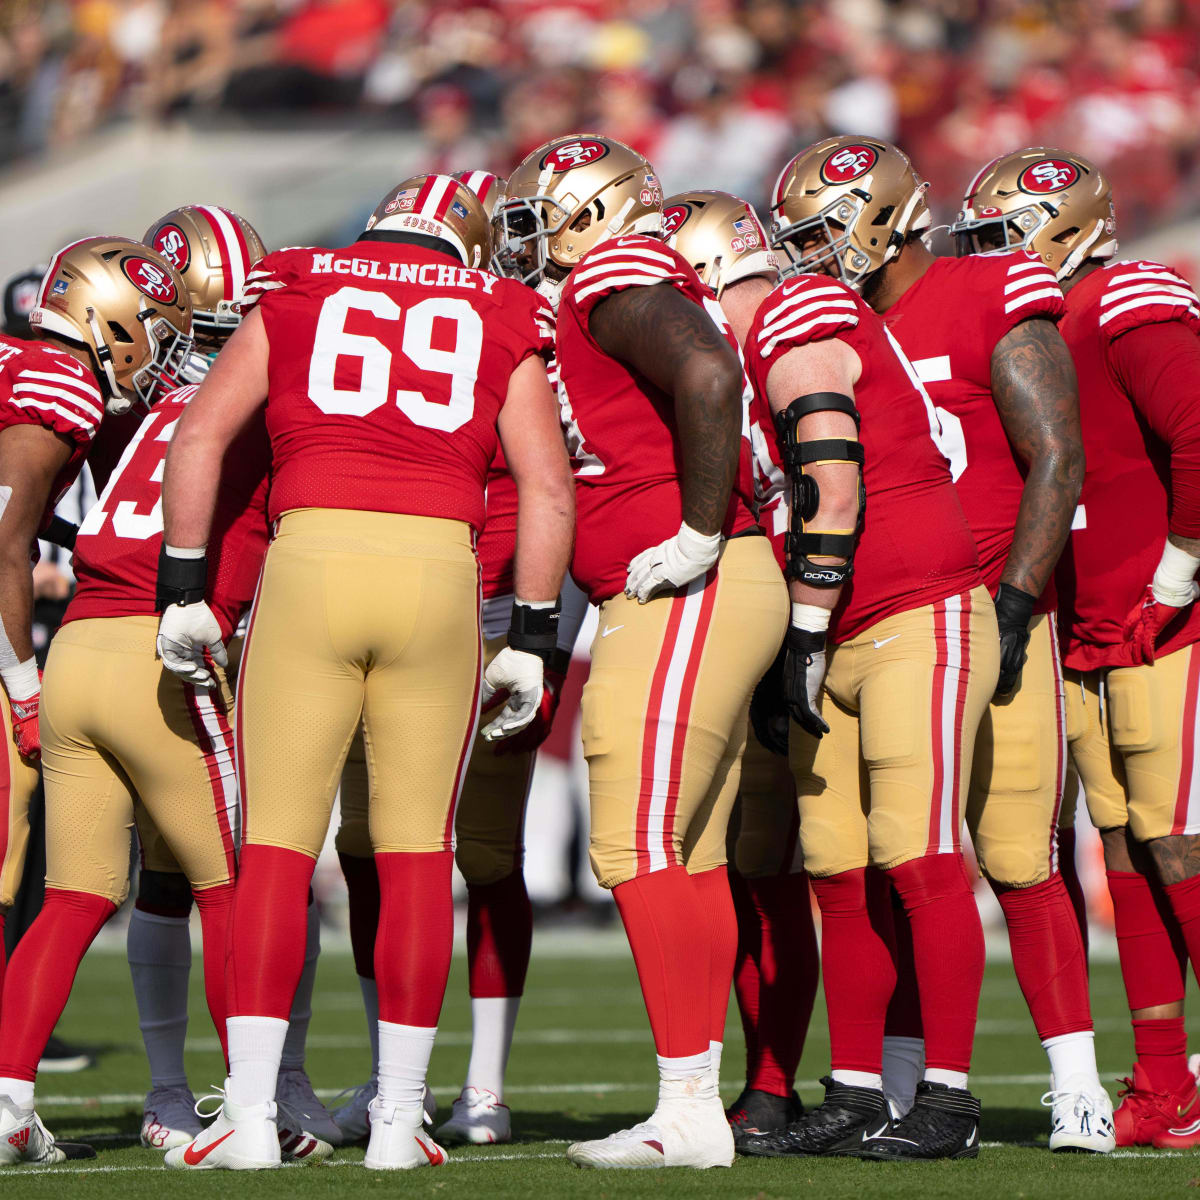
[1058,218,1115,281]
[85,307,132,415]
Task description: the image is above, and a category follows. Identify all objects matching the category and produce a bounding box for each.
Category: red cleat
[1113,1064,1200,1147]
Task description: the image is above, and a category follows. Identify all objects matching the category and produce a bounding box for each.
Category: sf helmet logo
[821,145,878,185]
[541,139,609,172]
[1019,159,1079,194]
[662,204,692,236]
[153,225,190,271]
[122,256,177,304]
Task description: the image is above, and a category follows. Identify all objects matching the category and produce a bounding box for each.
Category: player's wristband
[0,656,39,703]
[508,598,561,667]
[1152,540,1200,607]
[43,516,79,551]
[156,545,208,610]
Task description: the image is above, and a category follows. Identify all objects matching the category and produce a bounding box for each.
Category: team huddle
[0,129,1195,1172]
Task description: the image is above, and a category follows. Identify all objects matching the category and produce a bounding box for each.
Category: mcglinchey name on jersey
[310,251,498,292]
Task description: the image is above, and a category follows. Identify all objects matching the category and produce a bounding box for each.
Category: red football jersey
[747,380,787,570]
[884,252,1065,608]
[555,234,757,603]
[65,384,271,639]
[746,274,981,643]
[0,334,104,527]
[243,241,549,531]
[1056,260,1200,669]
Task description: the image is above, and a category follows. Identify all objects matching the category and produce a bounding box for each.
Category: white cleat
[364,1098,448,1170]
[141,1085,203,1150]
[276,1067,342,1147]
[0,1097,71,1165]
[164,1095,281,1170]
[333,1079,435,1142]
[1043,1078,1116,1154]
[436,1087,511,1145]
[568,1086,734,1170]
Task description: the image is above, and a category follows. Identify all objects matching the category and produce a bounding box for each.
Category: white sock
[462,996,521,1100]
[225,1016,288,1108]
[377,1022,436,1112]
[657,1051,716,1103]
[831,1069,884,1090]
[126,909,191,1089]
[1043,1030,1100,1091]
[709,1040,723,1087]
[359,976,380,1078]
[881,1035,924,1117]
[924,1068,968,1090]
[281,901,320,1071]
[0,1078,34,1108]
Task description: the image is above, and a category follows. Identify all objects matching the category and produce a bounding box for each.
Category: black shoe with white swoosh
[738,1077,890,1158]
[853,1080,981,1160]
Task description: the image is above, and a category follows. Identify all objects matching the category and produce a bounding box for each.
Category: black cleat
[738,1077,890,1158]
[726,1087,803,1150]
[56,1140,97,1160]
[854,1080,980,1160]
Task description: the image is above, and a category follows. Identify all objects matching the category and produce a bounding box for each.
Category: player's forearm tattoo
[1147,832,1200,885]
[590,285,743,535]
[990,317,1085,599]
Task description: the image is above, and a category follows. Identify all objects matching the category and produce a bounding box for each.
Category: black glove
[749,640,789,757]
[782,625,830,739]
[994,582,1037,698]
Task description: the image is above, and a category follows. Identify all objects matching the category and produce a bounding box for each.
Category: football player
[496,136,789,1169]
[0,239,194,1164]
[770,136,1105,1149]
[952,148,1200,1148]
[156,174,574,1171]
[664,190,819,1144]
[125,205,339,1150]
[736,146,1000,1163]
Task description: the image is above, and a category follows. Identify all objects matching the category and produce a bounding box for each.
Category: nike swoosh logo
[182,1129,236,1164]
[872,634,901,649]
[55,359,86,376]
[416,1136,445,1165]
[601,625,624,638]
[862,1121,890,1140]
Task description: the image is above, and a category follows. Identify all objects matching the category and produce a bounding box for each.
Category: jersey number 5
[309,286,483,432]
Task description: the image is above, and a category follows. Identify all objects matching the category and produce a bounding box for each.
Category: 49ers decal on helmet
[540,138,609,172]
[820,144,878,185]
[152,224,190,272]
[121,256,178,304]
[1018,159,1080,194]
[662,204,692,236]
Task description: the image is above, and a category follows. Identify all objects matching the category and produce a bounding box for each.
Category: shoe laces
[330,1080,375,1110]
[1041,1088,1096,1118]
[194,1086,227,1120]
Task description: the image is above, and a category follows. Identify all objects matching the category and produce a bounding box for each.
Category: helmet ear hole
[107,320,134,343]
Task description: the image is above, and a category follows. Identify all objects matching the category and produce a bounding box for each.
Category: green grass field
[5,932,1199,1199]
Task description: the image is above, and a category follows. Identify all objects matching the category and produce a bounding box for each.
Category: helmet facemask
[772,193,868,287]
[492,195,568,286]
[90,304,196,414]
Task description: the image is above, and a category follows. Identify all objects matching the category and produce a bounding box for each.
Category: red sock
[338,851,380,980]
[886,854,984,1074]
[882,882,923,1039]
[1057,826,1089,957]
[467,870,533,999]
[691,866,738,1046]
[612,865,710,1059]
[228,844,314,1018]
[810,867,896,1074]
[194,882,235,1064]
[992,874,1091,1040]
[1163,875,1200,992]
[1106,870,1187,1011]
[732,869,818,1096]
[375,850,454,1026]
[0,889,113,1080]
[1132,1016,1191,1092]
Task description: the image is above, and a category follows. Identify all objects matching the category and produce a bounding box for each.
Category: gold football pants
[237,509,481,860]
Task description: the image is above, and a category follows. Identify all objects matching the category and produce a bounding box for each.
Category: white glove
[479,645,545,741]
[625,522,722,604]
[157,601,227,689]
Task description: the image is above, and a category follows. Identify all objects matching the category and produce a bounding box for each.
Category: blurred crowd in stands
[1,0,1198,231]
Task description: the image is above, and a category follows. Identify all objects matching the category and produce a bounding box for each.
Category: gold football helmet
[949,148,1116,281]
[663,190,778,297]
[494,134,663,285]
[364,174,492,270]
[769,135,930,290]
[31,237,193,414]
[143,205,267,348]
[454,170,504,220]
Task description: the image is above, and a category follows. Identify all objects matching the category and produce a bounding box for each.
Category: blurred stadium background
[3,0,1200,949]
